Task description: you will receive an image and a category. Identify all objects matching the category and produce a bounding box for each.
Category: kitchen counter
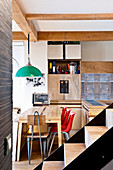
[82,100,107,111]
[50,100,81,105]
[99,100,113,106]
[81,100,108,127]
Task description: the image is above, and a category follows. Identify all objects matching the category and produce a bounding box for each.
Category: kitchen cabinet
[48,45,63,59]
[65,45,81,59]
[48,74,81,100]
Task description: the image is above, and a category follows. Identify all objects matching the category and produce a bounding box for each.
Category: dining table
[15,105,62,161]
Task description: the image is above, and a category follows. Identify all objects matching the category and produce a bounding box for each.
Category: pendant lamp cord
[28,34,31,65]
[28,34,30,55]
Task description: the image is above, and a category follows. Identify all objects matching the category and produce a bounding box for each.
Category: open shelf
[48,59,81,75]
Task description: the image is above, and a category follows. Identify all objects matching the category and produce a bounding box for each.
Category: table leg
[17,122,22,161]
[57,120,62,147]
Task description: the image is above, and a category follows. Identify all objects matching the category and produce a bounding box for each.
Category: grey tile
[87,74,94,82]
[100,83,108,94]
[84,82,87,93]
[111,82,113,93]
[94,82,100,94]
[94,74,100,82]
[94,94,100,100]
[100,94,109,100]
[109,93,113,100]
[81,82,84,94]
[87,82,94,94]
[86,94,94,100]
[108,82,111,94]
[81,74,87,82]
[100,74,110,82]
[109,74,113,82]
[81,94,86,100]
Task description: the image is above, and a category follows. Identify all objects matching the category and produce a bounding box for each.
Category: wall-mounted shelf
[48,59,81,75]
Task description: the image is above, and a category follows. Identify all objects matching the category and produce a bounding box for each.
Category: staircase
[35,104,113,170]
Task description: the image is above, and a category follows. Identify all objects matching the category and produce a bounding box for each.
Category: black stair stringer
[34,145,64,170]
[34,103,112,170]
[63,127,113,170]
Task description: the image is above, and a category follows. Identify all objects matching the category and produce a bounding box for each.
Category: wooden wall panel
[0,0,12,169]
[48,75,81,100]
[48,75,65,100]
[81,61,113,73]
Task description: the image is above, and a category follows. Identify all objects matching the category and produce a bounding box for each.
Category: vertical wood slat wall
[0,0,12,169]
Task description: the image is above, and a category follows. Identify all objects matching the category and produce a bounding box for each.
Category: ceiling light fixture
[15,34,42,77]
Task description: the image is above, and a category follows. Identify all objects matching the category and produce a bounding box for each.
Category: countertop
[50,100,81,105]
[82,100,108,109]
[82,100,109,117]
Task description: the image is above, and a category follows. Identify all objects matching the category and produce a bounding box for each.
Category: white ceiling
[34,20,113,31]
[12,20,22,31]
[13,0,113,32]
[19,0,113,14]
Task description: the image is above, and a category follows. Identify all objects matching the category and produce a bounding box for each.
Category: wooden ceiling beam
[13,31,113,41]
[12,32,27,41]
[38,31,113,41]
[26,13,113,20]
[12,0,37,41]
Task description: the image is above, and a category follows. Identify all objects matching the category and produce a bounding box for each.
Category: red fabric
[51,112,76,133]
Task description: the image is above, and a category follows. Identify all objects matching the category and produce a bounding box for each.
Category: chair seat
[27,133,49,138]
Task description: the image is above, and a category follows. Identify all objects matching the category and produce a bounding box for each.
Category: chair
[51,107,67,127]
[27,111,50,164]
[48,112,76,156]
[51,109,71,131]
[61,107,67,124]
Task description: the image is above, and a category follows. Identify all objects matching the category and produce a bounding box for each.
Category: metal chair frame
[48,131,70,156]
[27,111,49,164]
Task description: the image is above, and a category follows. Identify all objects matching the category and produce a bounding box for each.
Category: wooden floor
[13,130,78,170]
[12,152,42,170]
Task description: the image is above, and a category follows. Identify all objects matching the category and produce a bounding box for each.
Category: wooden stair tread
[42,161,64,170]
[85,126,108,142]
[64,143,86,166]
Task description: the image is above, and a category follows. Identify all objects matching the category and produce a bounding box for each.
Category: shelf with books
[48,59,81,75]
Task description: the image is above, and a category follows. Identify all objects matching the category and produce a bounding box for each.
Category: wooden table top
[14,106,61,123]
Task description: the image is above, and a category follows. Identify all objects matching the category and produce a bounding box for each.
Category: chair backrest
[63,109,71,126]
[27,115,47,133]
[64,112,76,133]
[61,107,67,124]
[27,115,46,126]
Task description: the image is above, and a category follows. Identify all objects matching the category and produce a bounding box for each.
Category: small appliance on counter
[32,93,50,106]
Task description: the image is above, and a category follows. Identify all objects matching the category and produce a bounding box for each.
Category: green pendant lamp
[15,34,42,77]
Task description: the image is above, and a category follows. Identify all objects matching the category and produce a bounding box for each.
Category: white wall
[13,42,25,110]
[23,41,48,111]
[13,41,48,112]
[81,41,113,61]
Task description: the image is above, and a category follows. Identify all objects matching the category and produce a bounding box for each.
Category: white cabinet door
[48,45,63,59]
[65,45,81,59]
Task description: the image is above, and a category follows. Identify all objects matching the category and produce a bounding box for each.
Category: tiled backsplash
[81,74,113,100]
